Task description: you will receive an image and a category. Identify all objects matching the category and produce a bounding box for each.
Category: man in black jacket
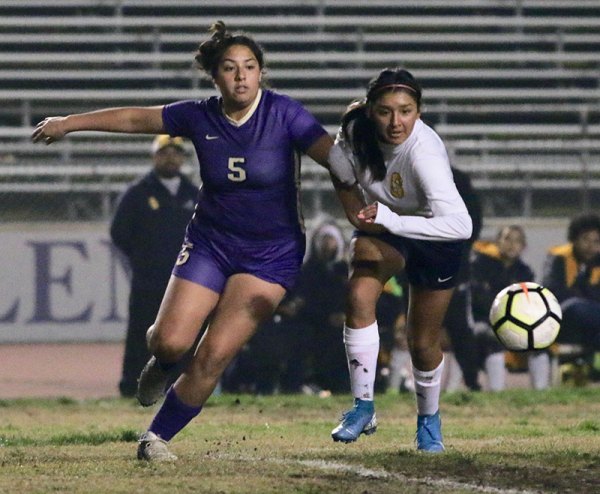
[111,135,198,397]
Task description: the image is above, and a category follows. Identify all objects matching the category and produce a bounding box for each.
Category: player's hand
[31,117,67,145]
[356,203,385,233]
[357,203,378,223]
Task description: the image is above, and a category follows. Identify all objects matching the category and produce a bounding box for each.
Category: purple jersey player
[166,89,325,293]
[32,21,333,462]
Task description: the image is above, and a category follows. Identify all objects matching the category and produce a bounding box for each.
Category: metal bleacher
[1,0,599,219]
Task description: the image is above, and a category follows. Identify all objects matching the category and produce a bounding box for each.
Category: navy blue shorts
[172,229,305,293]
[354,231,466,290]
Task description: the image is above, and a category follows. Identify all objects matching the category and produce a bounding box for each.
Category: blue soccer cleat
[415,410,445,453]
[331,398,377,443]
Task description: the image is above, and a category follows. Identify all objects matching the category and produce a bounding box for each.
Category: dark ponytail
[341,101,385,181]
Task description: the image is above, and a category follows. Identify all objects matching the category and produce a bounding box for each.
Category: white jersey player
[328,68,472,452]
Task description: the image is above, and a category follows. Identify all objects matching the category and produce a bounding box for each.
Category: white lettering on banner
[0,223,130,343]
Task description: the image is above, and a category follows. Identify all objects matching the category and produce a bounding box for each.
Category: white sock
[344,322,380,401]
[485,352,506,391]
[528,352,550,390]
[413,356,444,416]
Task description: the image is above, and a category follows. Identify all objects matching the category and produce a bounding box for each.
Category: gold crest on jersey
[390,172,404,198]
[148,196,160,210]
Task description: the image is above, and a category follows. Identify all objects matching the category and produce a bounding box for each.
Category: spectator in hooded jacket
[296,220,350,394]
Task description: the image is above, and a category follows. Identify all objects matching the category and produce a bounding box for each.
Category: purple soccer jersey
[162,90,327,243]
[164,90,328,291]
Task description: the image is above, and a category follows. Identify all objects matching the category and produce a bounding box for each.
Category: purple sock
[148,386,202,442]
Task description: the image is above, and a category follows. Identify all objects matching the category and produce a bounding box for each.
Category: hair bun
[209,20,228,40]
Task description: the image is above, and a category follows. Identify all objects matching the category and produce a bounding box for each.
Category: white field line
[294,459,540,494]
[218,453,540,494]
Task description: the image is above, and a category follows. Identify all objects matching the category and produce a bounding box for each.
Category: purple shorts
[172,230,306,293]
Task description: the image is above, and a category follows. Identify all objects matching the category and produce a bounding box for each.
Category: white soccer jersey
[329,119,472,242]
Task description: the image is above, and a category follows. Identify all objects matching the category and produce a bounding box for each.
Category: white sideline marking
[294,459,539,494]
[219,453,537,493]
[298,459,389,479]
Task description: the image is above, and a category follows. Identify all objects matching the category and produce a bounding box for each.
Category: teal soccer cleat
[331,398,377,443]
[415,410,445,453]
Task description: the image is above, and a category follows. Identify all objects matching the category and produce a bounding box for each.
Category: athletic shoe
[137,431,177,462]
[415,410,445,452]
[331,398,377,443]
[136,356,167,407]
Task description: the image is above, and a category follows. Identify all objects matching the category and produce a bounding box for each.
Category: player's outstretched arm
[305,134,334,169]
[31,106,165,145]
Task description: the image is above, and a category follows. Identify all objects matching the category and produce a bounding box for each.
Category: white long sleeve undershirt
[374,202,472,241]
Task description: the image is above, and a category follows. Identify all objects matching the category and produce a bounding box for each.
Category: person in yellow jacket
[471,225,551,390]
[542,214,600,352]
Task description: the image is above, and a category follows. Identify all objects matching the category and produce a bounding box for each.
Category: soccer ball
[488,282,562,351]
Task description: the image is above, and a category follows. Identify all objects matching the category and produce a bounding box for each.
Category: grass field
[0,389,599,494]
